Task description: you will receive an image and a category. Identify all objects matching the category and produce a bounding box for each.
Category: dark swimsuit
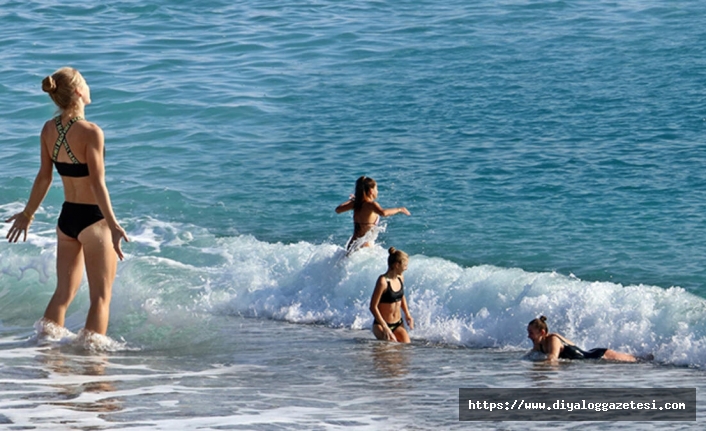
[385,319,404,332]
[379,276,404,304]
[376,276,405,331]
[51,116,105,239]
[541,334,608,360]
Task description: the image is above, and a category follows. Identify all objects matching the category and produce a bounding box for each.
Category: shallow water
[1,318,704,430]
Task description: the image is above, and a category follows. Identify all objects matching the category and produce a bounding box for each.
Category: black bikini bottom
[58,202,104,239]
[378,319,403,332]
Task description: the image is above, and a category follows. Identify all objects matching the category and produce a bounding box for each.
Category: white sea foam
[115,226,706,368]
[3,217,706,368]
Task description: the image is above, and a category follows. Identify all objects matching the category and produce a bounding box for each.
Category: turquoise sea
[1,0,705,429]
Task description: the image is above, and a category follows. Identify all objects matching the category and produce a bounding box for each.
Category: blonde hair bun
[41,76,57,93]
[387,247,408,268]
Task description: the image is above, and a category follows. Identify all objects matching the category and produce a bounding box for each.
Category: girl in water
[335,176,410,251]
[5,67,128,340]
[369,247,414,343]
[527,316,637,362]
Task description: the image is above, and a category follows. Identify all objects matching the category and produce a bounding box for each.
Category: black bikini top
[52,116,89,177]
[379,276,404,304]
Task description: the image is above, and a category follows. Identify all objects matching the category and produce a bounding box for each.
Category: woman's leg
[603,349,637,362]
[43,229,84,327]
[392,326,410,343]
[78,220,117,335]
[372,323,388,340]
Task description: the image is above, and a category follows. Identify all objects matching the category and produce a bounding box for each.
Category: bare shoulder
[40,119,55,135]
[364,201,384,215]
[78,120,103,135]
[76,120,104,145]
[549,333,573,346]
[368,201,383,210]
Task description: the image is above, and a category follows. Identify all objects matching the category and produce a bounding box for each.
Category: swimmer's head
[527,315,548,332]
[354,176,377,209]
[527,316,548,342]
[387,247,409,271]
[42,67,89,113]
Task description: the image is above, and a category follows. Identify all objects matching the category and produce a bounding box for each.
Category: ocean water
[1,0,706,429]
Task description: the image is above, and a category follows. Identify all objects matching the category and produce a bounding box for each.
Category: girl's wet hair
[387,247,408,268]
[528,315,548,332]
[354,176,377,210]
[42,67,85,112]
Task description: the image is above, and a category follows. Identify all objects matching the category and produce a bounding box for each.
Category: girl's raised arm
[370,201,410,217]
[335,197,354,214]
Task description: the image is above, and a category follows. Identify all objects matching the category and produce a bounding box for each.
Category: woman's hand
[109,223,130,260]
[5,211,33,243]
[384,327,396,341]
[405,315,414,330]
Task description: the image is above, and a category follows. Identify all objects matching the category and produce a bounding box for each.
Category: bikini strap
[386,276,403,291]
[52,116,84,163]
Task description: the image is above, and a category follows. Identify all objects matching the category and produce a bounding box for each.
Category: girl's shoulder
[359,200,383,212]
[355,201,377,215]
[73,119,103,135]
[375,274,389,287]
[41,118,57,134]
[548,333,573,346]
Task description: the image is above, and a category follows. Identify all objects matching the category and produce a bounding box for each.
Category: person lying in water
[527,315,637,363]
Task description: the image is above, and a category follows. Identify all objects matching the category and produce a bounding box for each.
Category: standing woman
[5,67,128,337]
[370,247,414,343]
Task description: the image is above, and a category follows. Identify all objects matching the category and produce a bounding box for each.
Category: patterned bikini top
[52,116,89,177]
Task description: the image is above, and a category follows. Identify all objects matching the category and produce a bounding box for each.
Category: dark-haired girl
[335,176,409,251]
